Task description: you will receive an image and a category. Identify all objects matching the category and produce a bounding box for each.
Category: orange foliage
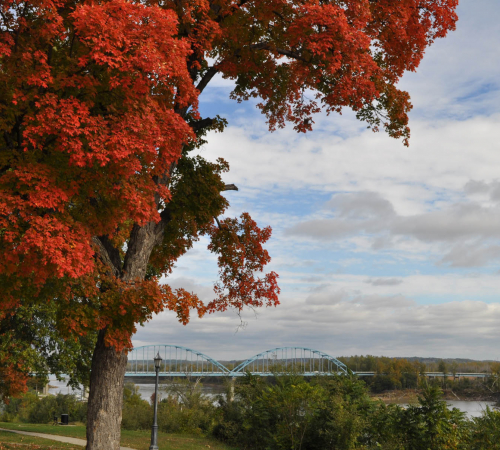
[0,0,458,394]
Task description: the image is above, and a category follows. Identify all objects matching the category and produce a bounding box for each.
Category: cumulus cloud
[133,0,500,360]
[440,244,500,268]
[325,192,395,219]
[286,219,362,239]
[286,189,500,268]
[166,277,215,300]
[354,294,415,310]
[464,180,491,195]
[134,287,500,360]
[464,179,500,202]
[366,278,403,286]
[305,287,350,305]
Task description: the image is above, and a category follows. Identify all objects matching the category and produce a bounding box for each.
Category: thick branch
[249,42,308,62]
[120,205,175,283]
[196,67,219,94]
[92,237,121,278]
[121,222,165,282]
[190,117,216,132]
[98,236,122,273]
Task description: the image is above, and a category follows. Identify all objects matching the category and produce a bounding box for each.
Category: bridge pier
[229,377,236,402]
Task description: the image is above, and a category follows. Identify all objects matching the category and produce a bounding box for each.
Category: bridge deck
[126,346,491,379]
[124,371,490,378]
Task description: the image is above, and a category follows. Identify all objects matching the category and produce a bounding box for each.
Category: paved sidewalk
[0,427,137,449]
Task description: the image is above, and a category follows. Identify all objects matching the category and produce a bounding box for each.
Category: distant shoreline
[371,388,500,404]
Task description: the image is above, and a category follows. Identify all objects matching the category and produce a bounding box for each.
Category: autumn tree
[0,0,458,447]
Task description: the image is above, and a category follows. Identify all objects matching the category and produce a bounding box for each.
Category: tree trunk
[86,329,128,450]
[87,222,163,448]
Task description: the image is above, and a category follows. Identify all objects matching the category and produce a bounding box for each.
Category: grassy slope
[0,423,237,450]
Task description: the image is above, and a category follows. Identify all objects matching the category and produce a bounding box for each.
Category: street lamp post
[149,352,162,450]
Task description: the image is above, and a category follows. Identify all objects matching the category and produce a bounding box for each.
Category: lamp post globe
[154,352,162,369]
[149,352,162,450]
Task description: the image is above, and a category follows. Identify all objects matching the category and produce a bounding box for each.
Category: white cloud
[440,244,500,268]
[366,278,403,286]
[197,114,500,219]
[135,0,500,360]
[134,281,500,360]
[305,287,350,305]
[286,189,500,268]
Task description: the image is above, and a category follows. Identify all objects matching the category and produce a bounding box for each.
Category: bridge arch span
[127,345,230,376]
[231,347,349,376]
[126,345,348,377]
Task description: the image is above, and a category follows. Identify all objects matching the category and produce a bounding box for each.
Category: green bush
[213,373,373,450]
[368,374,401,393]
[121,383,152,431]
[157,379,218,434]
[0,393,36,422]
[468,407,500,450]
[157,395,216,434]
[1,392,86,424]
[121,380,217,434]
[28,393,87,423]
[211,375,500,450]
[365,384,470,450]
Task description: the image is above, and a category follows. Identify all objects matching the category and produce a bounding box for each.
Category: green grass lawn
[0,429,78,448]
[0,423,238,450]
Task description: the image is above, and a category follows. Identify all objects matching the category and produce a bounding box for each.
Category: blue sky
[133,0,500,361]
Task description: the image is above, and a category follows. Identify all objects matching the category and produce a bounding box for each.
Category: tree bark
[122,222,164,280]
[86,329,128,450]
[87,220,165,448]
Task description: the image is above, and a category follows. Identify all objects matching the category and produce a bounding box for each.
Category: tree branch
[190,117,215,133]
[98,236,122,273]
[92,237,121,278]
[249,42,308,62]
[196,67,219,94]
[121,222,165,282]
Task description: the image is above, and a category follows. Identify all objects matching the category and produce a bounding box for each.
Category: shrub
[468,407,500,450]
[121,380,217,434]
[365,384,469,450]
[213,373,373,450]
[28,393,87,423]
[121,383,152,431]
[1,392,86,424]
[157,378,218,434]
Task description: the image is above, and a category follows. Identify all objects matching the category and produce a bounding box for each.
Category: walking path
[0,427,137,449]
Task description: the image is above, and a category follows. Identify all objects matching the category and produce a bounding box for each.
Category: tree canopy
[0,0,458,400]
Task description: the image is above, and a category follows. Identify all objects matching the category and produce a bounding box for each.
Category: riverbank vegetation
[337,355,500,401]
[167,355,500,400]
[1,375,500,449]
[213,375,500,449]
[339,355,500,375]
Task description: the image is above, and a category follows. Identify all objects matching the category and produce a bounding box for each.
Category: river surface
[442,401,497,417]
[47,378,497,418]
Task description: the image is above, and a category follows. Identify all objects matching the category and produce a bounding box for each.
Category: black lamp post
[149,352,162,450]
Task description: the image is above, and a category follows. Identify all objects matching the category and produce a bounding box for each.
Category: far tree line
[338,355,500,375]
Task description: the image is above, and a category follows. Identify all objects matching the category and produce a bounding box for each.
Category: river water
[443,401,497,417]
[47,378,497,419]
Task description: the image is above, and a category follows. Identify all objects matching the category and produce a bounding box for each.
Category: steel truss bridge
[126,345,492,379]
[126,345,349,377]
